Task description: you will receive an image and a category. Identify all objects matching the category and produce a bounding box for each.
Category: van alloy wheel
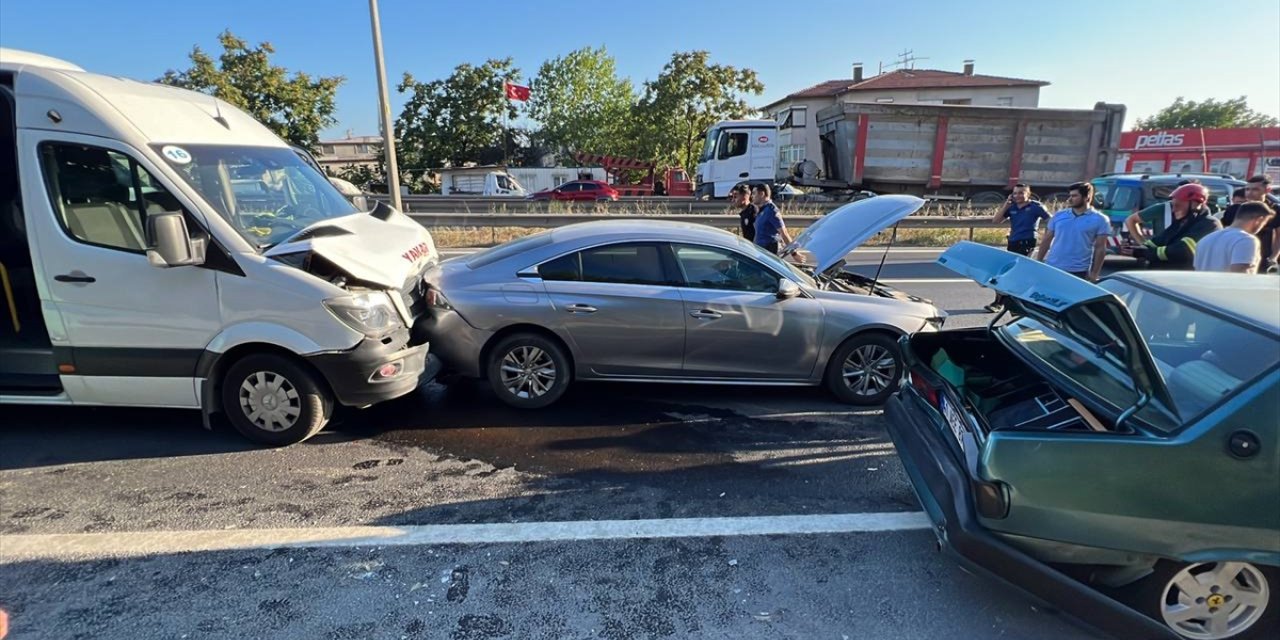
[1159,562,1270,640]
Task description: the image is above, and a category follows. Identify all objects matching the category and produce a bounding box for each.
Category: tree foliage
[525,46,635,158]
[631,51,764,170]
[159,30,343,149]
[1135,96,1278,130]
[394,58,520,176]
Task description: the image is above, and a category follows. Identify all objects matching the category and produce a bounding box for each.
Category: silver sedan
[421,196,945,408]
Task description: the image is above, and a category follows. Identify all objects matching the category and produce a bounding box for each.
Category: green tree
[1135,96,1278,130]
[329,164,380,190]
[525,46,635,158]
[630,51,764,170]
[159,30,344,149]
[394,58,521,174]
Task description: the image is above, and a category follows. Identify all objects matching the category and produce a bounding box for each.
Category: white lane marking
[2,512,930,560]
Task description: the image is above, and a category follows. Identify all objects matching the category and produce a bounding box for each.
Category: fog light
[370,360,403,382]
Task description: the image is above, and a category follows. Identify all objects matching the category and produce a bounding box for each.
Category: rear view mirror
[147,211,206,268]
[776,279,801,300]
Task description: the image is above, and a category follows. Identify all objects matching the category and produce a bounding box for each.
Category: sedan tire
[1117,561,1277,640]
[824,333,902,405]
[487,333,571,409]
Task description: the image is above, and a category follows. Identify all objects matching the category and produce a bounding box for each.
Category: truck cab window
[718,133,748,160]
[40,144,180,253]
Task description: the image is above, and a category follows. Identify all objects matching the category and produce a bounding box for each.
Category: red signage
[1119,127,1280,152]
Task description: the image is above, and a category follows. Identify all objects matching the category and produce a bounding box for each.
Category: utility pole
[368,0,402,210]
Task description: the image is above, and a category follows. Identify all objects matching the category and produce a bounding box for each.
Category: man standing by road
[1221,175,1280,272]
[1034,182,1110,281]
[985,183,1049,312]
[1124,183,1221,270]
[731,184,757,242]
[751,184,793,255]
[1195,202,1271,273]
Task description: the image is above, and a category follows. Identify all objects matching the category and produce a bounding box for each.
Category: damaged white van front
[0,49,439,445]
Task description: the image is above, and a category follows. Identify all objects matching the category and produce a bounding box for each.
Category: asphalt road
[0,248,1133,640]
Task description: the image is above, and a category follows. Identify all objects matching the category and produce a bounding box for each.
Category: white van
[0,50,441,445]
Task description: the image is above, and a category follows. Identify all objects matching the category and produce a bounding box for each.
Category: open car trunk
[908,329,1121,434]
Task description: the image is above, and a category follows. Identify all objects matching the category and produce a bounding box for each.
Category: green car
[886,242,1279,640]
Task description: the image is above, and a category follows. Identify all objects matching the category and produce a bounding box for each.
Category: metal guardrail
[375,195,982,215]
[406,212,1003,237]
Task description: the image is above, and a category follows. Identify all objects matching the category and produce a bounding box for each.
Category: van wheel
[1116,561,1277,640]
[487,333,570,408]
[825,333,902,405]
[221,354,332,446]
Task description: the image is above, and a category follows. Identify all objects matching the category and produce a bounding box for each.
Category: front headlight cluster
[324,292,403,338]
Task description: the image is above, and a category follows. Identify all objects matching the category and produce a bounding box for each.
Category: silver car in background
[421,195,945,408]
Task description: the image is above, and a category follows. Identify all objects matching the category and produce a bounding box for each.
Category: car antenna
[211,97,230,130]
[870,223,899,293]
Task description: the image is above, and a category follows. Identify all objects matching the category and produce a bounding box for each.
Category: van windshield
[152,144,357,248]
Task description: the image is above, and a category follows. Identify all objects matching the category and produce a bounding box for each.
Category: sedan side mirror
[147,211,206,268]
[776,279,801,300]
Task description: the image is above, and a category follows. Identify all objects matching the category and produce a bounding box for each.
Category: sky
[2,0,1278,141]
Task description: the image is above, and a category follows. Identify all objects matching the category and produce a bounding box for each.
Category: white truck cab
[0,49,441,445]
[695,119,779,199]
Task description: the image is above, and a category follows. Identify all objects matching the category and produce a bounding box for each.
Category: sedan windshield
[1001,281,1278,431]
[1100,280,1278,420]
[154,144,357,248]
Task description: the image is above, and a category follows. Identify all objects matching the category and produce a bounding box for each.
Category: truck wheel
[221,354,332,446]
[824,333,902,405]
[970,191,1007,205]
[1117,561,1277,640]
[486,333,571,409]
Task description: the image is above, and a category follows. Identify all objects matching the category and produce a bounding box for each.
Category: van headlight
[324,292,402,337]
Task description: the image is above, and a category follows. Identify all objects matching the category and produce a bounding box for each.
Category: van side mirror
[776,279,801,300]
[146,211,206,268]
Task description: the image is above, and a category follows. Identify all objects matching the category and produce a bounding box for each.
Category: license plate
[938,396,968,452]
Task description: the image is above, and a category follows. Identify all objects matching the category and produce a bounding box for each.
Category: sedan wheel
[825,333,902,405]
[1120,561,1277,640]
[487,333,571,408]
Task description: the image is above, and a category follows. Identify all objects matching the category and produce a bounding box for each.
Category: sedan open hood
[937,241,1176,415]
[264,205,437,288]
[784,195,925,275]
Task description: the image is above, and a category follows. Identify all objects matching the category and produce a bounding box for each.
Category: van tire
[824,333,902,406]
[486,333,570,409]
[221,354,332,446]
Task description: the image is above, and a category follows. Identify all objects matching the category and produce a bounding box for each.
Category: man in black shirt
[1221,175,1280,272]
[731,183,757,242]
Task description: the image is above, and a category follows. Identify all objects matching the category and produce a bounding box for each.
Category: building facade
[314,133,382,173]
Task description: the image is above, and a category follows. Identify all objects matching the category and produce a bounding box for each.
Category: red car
[529,180,619,202]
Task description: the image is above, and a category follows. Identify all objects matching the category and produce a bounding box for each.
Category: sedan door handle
[565,304,598,314]
[689,309,722,320]
[54,272,96,284]
[738,172,749,178]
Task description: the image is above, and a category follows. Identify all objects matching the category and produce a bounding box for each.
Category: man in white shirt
[1194,202,1272,273]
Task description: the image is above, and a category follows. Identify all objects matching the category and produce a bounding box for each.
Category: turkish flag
[504,82,530,102]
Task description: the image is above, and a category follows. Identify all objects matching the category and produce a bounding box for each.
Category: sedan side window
[579,243,667,285]
[539,252,580,281]
[558,183,580,193]
[673,244,779,293]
